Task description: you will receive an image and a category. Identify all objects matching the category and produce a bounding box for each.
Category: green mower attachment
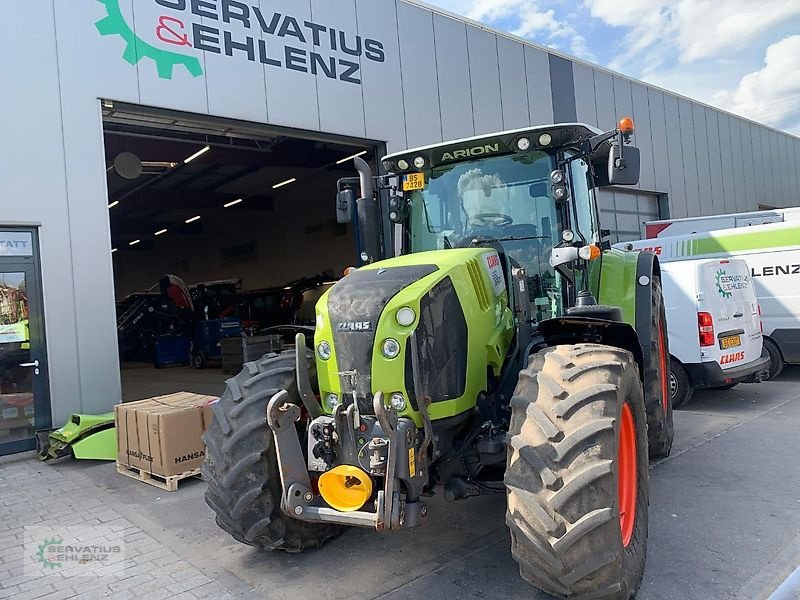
[38,413,117,462]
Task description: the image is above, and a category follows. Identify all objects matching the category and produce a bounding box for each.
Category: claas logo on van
[720,352,745,365]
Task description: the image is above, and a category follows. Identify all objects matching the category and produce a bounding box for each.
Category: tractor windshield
[408,151,564,319]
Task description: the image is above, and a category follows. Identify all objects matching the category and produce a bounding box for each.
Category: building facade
[1,0,798,442]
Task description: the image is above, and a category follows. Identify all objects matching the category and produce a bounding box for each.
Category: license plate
[402,173,425,191]
[720,335,741,349]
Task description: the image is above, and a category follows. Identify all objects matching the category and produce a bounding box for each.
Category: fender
[538,316,644,380]
[634,250,661,367]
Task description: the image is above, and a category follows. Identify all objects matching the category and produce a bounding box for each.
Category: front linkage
[266,333,429,531]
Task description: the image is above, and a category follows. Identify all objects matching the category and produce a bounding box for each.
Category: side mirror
[608,144,640,186]
[336,189,355,224]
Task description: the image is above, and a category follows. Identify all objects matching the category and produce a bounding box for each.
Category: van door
[699,259,761,370]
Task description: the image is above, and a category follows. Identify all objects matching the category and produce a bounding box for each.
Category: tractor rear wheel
[202,352,342,552]
[505,344,648,600]
[644,278,673,458]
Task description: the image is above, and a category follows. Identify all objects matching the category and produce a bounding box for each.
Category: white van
[658,258,769,407]
[618,220,800,379]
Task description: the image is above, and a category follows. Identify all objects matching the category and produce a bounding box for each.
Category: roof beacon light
[618,117,635,140]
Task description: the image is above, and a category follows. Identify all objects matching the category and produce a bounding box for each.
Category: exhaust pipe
[353,157,381,264]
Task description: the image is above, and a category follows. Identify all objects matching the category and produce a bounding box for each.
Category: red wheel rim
[657,324,669,413]
[618,402,637,548]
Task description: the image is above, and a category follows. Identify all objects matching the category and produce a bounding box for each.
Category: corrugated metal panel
[261,0,320,132]
[716,113,735,213]
[497,37,529,130]
[706,109,724,214]
[467,28,503,134]
[663,94,687,218]
[358,0,406,151]
[433,14,474,141]
[573,62,597,126]
[202,0,268,123]
[525,46,553,125]
[678,99,700,217]
[648,89,670,193]
[728,117,748,213]
[631,82,655,191]
[692,104,712,215]
[312,0,366,138]
[739,121,756,210]
[549,55,577,122]
[593,70,615,132]
[600,190,661,242]
[398,3,442,147]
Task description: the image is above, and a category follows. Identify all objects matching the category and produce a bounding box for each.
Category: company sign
[0,232,33,257]
[96,0,386,82]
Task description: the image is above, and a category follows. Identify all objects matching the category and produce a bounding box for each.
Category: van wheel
[670,359,693,409]
[763,338,785,380]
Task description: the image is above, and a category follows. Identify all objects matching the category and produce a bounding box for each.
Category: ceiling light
[155,228,168,236]
[272,178,297,189]
[108,201,119,209]
[111,248,118,253]
[336,150,368,165]
[129,240,141,246]
[224,198,243,208]
[183,145,210,164]
[185,216,201,224]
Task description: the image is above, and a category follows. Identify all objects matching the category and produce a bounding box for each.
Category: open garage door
[598,189,663,243]
[102,103,382,402]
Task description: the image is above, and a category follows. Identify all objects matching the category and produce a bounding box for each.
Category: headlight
[317,341,332,360]
[325,393,339,410]
[538,133,552,146]
[413,156,425,169]
[382,338,401,359]
[396,307,416,327]
[389,393,406,411]
[516,137,531,151]
[397,159,409,170]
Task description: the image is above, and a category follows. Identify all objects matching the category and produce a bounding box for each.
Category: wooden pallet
[116,463,202,492]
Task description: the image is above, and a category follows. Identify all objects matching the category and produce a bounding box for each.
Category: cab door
[0,230,50,455]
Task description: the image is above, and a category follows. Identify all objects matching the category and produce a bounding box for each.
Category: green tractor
[202,119,673,599]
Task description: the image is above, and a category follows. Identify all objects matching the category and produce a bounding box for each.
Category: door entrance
[0,230,50,455]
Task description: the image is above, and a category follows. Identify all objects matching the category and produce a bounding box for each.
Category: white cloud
[584,0,800,67]
[716,36,800,134]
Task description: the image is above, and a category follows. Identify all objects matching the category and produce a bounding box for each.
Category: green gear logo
[715,269,732,299]
[36,537,63,570]
[95,0,203,79]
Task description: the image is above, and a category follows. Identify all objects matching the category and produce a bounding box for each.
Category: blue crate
[154,335,191,368]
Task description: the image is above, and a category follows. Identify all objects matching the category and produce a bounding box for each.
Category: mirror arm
[587,129,620,154]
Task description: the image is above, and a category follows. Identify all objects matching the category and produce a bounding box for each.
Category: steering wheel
[473,213,514,227]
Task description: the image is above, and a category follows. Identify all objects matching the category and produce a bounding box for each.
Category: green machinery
[38,413,116,461]
[203,120,673,599]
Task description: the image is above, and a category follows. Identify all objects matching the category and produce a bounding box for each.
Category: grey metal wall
[2,0,799,421]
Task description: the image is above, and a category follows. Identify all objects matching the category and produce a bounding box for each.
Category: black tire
[643,278,674,458]
[505,344,649,600]
[669,358,693,409]
[193,351,207,370]
[763,337,785,380]
[202,352,342,552]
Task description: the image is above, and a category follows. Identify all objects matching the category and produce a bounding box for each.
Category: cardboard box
[115,392,216,477]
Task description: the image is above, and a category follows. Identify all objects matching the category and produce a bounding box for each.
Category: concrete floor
[120,363,228,403]
[46,367,800,599]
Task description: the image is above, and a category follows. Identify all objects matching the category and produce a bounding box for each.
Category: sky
[423,0,800,135]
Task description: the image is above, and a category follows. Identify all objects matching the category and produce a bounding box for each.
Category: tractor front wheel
[202,352,342,552]
[505,344,649,600]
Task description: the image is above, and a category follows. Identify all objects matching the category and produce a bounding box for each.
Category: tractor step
[116,463,202,492]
